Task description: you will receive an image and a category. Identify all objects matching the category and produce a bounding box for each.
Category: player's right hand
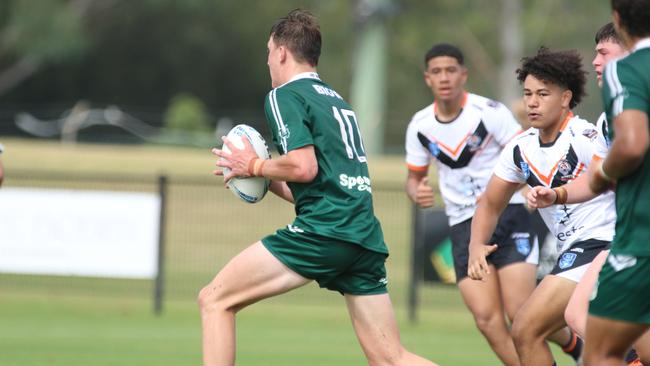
[416,177,435,208]
[526,186,556,209]
[467,243,498,281]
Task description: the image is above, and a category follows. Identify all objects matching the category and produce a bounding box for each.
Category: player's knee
[472,311,500,335]
[197,284,230,314]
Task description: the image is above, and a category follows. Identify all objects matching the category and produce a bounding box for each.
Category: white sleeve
[483,101,522,146]
[405,120,429,169]
[576,125,609,164]
[492,140,526,184]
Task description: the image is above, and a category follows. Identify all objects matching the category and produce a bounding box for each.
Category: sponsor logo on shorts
[512,233,531,256]
[559,252,577,269]
[287,224,304,233]
[378,277,388,285]
[607,254,637,272]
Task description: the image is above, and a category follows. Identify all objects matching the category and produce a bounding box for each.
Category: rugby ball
[222,124,271,203]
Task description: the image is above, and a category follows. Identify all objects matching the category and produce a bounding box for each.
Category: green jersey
[602,39,650,256]
[264,72,387,254]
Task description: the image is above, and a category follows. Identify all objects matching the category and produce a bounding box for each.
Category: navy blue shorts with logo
[550,239,610,283]
[450,204,539,282]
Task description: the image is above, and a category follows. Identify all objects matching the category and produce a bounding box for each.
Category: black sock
[626,348,640,363]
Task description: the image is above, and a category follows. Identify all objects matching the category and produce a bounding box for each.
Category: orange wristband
[254,159,266,177]
[247,158,258,176]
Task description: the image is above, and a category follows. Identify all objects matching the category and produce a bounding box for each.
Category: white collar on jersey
[633,38,650,52]
[279,72,321,88]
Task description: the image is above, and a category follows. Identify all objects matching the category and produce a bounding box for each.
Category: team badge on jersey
[559,252,577,269]
[466,134,483,151]
[558,159,572,177]
[519,161,530,179]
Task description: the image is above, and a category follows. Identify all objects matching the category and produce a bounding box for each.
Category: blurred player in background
[583,0,650,364]
[201,9,438,366]
[468,47,613,366]
[404,43,542,365]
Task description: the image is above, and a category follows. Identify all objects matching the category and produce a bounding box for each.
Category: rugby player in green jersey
[583,0,650,364]
[200,9,438,366]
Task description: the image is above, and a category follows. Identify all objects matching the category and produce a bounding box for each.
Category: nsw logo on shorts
[512,233,531,256]
[559,252,577,269]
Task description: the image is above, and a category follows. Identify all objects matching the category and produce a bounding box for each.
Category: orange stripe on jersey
[431,133,471,157]
[407,163,428,172]
[522,151,563,186]
[573,162,585,178]
[559,111,574,132]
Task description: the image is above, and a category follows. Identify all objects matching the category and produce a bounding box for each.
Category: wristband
[247,158,259,176]
[253,159,266,177]
[553,186,568,205]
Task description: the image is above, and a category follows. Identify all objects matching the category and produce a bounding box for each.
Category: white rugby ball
[222,124,271,203]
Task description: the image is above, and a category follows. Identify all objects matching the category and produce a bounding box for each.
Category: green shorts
[262,226,388,295]
[589,254,650,324]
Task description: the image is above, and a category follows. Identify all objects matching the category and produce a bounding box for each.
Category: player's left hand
[467,243,498,281]
[212,136,259,183]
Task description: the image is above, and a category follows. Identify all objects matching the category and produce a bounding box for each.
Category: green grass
[0,138,574,365]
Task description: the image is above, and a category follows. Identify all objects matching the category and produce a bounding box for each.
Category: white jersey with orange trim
[493,113,616,254]
[405,92,524,225]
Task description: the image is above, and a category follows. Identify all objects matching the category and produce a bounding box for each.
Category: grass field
[0,137,574,365]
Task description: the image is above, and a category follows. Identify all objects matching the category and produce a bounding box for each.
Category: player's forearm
[565,173,599,204]
[405,178,419,203]
[259,150,318,183]
[269,180,294,203]
[469,198,501,247]
[603,140,647,179]
[603,110,650,179]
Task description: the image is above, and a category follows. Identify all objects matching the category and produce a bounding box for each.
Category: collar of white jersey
[279,72,321,88]
[633,38,650,52]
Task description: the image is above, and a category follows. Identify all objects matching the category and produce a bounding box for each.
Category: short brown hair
[269,9,321,66]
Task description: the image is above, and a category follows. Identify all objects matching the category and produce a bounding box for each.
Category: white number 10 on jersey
[332,106,367,163]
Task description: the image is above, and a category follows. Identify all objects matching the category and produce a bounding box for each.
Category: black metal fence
[2,171,438,313]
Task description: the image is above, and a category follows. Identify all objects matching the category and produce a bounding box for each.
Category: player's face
[424,56,467,103]
[523,75,571,131]
[593,39,627,87]
[267,36,282,88]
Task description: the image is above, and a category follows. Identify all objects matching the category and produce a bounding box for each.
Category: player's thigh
[496,262,537,321]
[344,293,401,352]
[564,249,609,333]
[585,315,649,360]
[514,274,576,334]
[199,241,310,311]
[457,267,504,320]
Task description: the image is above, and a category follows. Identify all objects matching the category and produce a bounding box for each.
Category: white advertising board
[0,187,160,279]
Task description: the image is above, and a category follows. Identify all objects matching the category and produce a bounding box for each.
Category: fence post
[408,204,423,323]
[154,174,168,316]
